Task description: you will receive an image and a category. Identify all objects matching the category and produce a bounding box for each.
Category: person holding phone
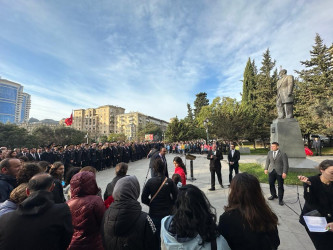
[298,160,333,250]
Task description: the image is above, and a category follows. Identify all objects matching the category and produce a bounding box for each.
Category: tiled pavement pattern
[96,153,333,250]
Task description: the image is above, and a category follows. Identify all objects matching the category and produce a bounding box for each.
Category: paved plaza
[96,153,333,250]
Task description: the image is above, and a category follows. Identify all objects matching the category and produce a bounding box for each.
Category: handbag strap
[150,177,168,204]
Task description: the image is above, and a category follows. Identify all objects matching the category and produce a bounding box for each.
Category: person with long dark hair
[218,173,280,250]
[142,158,178,248]
[161,184,230,249]
[298,160,333,250]
[173,156,187,186]
[47,161,65,203]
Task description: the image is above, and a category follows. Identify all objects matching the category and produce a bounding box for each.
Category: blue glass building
[0,78,31,124]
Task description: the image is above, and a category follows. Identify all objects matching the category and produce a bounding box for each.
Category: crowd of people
[0,142,165,173]
[164,140,232,155]
[0,141,332,249]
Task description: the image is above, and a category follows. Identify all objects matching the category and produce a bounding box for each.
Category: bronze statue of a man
[277,69,294,119]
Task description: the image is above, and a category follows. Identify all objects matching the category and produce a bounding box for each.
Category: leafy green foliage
[107,133,126,142]
[295,34,333,137]
[194,92,209,117]
[0,123,86,148]
[137,122,163,141]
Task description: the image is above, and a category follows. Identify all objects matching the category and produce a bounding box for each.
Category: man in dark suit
[27,148,40,161]
[41,147,54,164]
[150,147,169,178]
[227,144,240,185]
[264,142,289,205]
[207,144,224,190]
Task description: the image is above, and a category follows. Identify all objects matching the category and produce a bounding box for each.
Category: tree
[165,117,191,142]
[185,103,194,122]
[196,97,249,143]
[53,127,86,146]
[295,34,333,138]
[99,136,108,143]
[0,123,30,148]
[107,133,126,142]
[241,58,256,106]
[31,126,55,147]
[252,48,278,145]
[194,92,209,117]
[137,122,162,141]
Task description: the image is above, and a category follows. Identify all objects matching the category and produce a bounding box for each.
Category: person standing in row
[264,142,289,206]
[207,144,224,191]
[227,144,240,185]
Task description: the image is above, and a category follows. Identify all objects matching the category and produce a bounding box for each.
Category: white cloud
[0,0,332,122]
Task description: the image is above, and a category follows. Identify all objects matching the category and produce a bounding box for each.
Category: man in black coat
[227,144,240,185]
[150,147,169,178]
[27,148,40,161]
[207,144,224,190]
[41,147,54,164]
[0,158,22,202]
[0,173,73,250]
[89,143,97,169]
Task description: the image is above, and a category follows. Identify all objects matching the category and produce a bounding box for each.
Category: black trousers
[305,225,332,250]
[210,166,222,188]
[269,169,284,201]
[229,164,239,183]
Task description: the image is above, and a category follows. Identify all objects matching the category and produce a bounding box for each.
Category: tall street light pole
[203,118,209,144]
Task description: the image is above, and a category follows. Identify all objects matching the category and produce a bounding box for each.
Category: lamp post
[84,133,89,144]
[203,118,209,144]
[129,123,134,141]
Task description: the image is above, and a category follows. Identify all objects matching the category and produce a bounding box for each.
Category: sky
[0,0,332,122]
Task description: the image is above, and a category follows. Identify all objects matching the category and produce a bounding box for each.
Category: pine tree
[186,103,194,122]
[252,48,277,143]
[194,92,209,117]
[295,34,333,136]
[241,58,256,106]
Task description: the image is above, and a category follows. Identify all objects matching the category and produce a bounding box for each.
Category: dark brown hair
[225,173,278,232]
[17,163,42,184]
[80,166,96,174]
[115,162,128,176]
[48,161,64,180]
[318,160,333,171]
[173,156,187,175]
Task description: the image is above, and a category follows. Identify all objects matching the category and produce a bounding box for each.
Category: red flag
[65,113,73,126]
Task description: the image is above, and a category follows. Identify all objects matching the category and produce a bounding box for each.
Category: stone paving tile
[96,153,322,250]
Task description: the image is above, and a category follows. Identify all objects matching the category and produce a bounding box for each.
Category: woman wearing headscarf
[102,175,158,250]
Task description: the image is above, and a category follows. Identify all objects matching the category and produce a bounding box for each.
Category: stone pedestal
[270,118,317,171]
[239,147,250,154]
[271,118,305,158]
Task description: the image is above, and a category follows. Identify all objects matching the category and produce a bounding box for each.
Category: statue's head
[279,69,287,76]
